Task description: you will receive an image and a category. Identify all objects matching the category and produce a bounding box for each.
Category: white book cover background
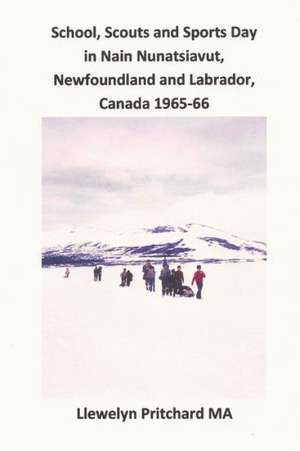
[2,1,300,450]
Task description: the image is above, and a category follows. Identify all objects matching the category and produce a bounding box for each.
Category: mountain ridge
[42,222,266,267]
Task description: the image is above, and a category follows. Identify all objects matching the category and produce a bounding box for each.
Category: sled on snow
[181,285,195,297]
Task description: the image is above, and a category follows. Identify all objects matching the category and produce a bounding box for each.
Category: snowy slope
[42,223,267,266]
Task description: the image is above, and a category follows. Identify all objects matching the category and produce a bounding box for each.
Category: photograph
[42,117,266,400]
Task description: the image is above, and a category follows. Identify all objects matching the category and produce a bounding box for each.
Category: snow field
[43,262,265,400]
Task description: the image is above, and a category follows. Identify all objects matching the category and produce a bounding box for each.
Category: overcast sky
[43,117,266,240]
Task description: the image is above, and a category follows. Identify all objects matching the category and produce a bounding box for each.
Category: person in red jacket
[191,265,206,299]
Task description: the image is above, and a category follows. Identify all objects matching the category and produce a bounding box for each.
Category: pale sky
[43,117,266,240]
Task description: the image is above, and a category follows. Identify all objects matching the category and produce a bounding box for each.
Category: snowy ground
[42,261,266,400]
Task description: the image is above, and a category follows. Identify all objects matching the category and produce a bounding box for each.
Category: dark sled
[181,285,195,297]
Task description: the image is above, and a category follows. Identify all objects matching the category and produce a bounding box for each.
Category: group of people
[159,264,185,297]
[65,258,206,299]
[142,258,206,299]
[120,268,133,287]
[93,265,102,281]
[142,260,184,296]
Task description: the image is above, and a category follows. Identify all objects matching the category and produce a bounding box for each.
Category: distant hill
[42,223,266,267]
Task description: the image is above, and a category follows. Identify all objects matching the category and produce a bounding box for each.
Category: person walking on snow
[126,270,133,287]
[169,269,178,297]
[142,260,152,290]
[191,265,206,299]
[120,268,127,287]
[147,265,156,292]
[64,267,70,278]
[159,264,171,296]
[98,266,102,281]
[93,266,98,281]
[175,265,184,295]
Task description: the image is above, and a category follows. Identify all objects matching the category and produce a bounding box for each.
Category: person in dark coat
[126,270,133,287]
[120,268,127,287]
[175,265,184,295]
[93,266,98,281]
[159,264,171,296]
[98,266,102,281]
[168,269,178,296]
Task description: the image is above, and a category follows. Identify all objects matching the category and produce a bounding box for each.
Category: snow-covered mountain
[42,223,267,267]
